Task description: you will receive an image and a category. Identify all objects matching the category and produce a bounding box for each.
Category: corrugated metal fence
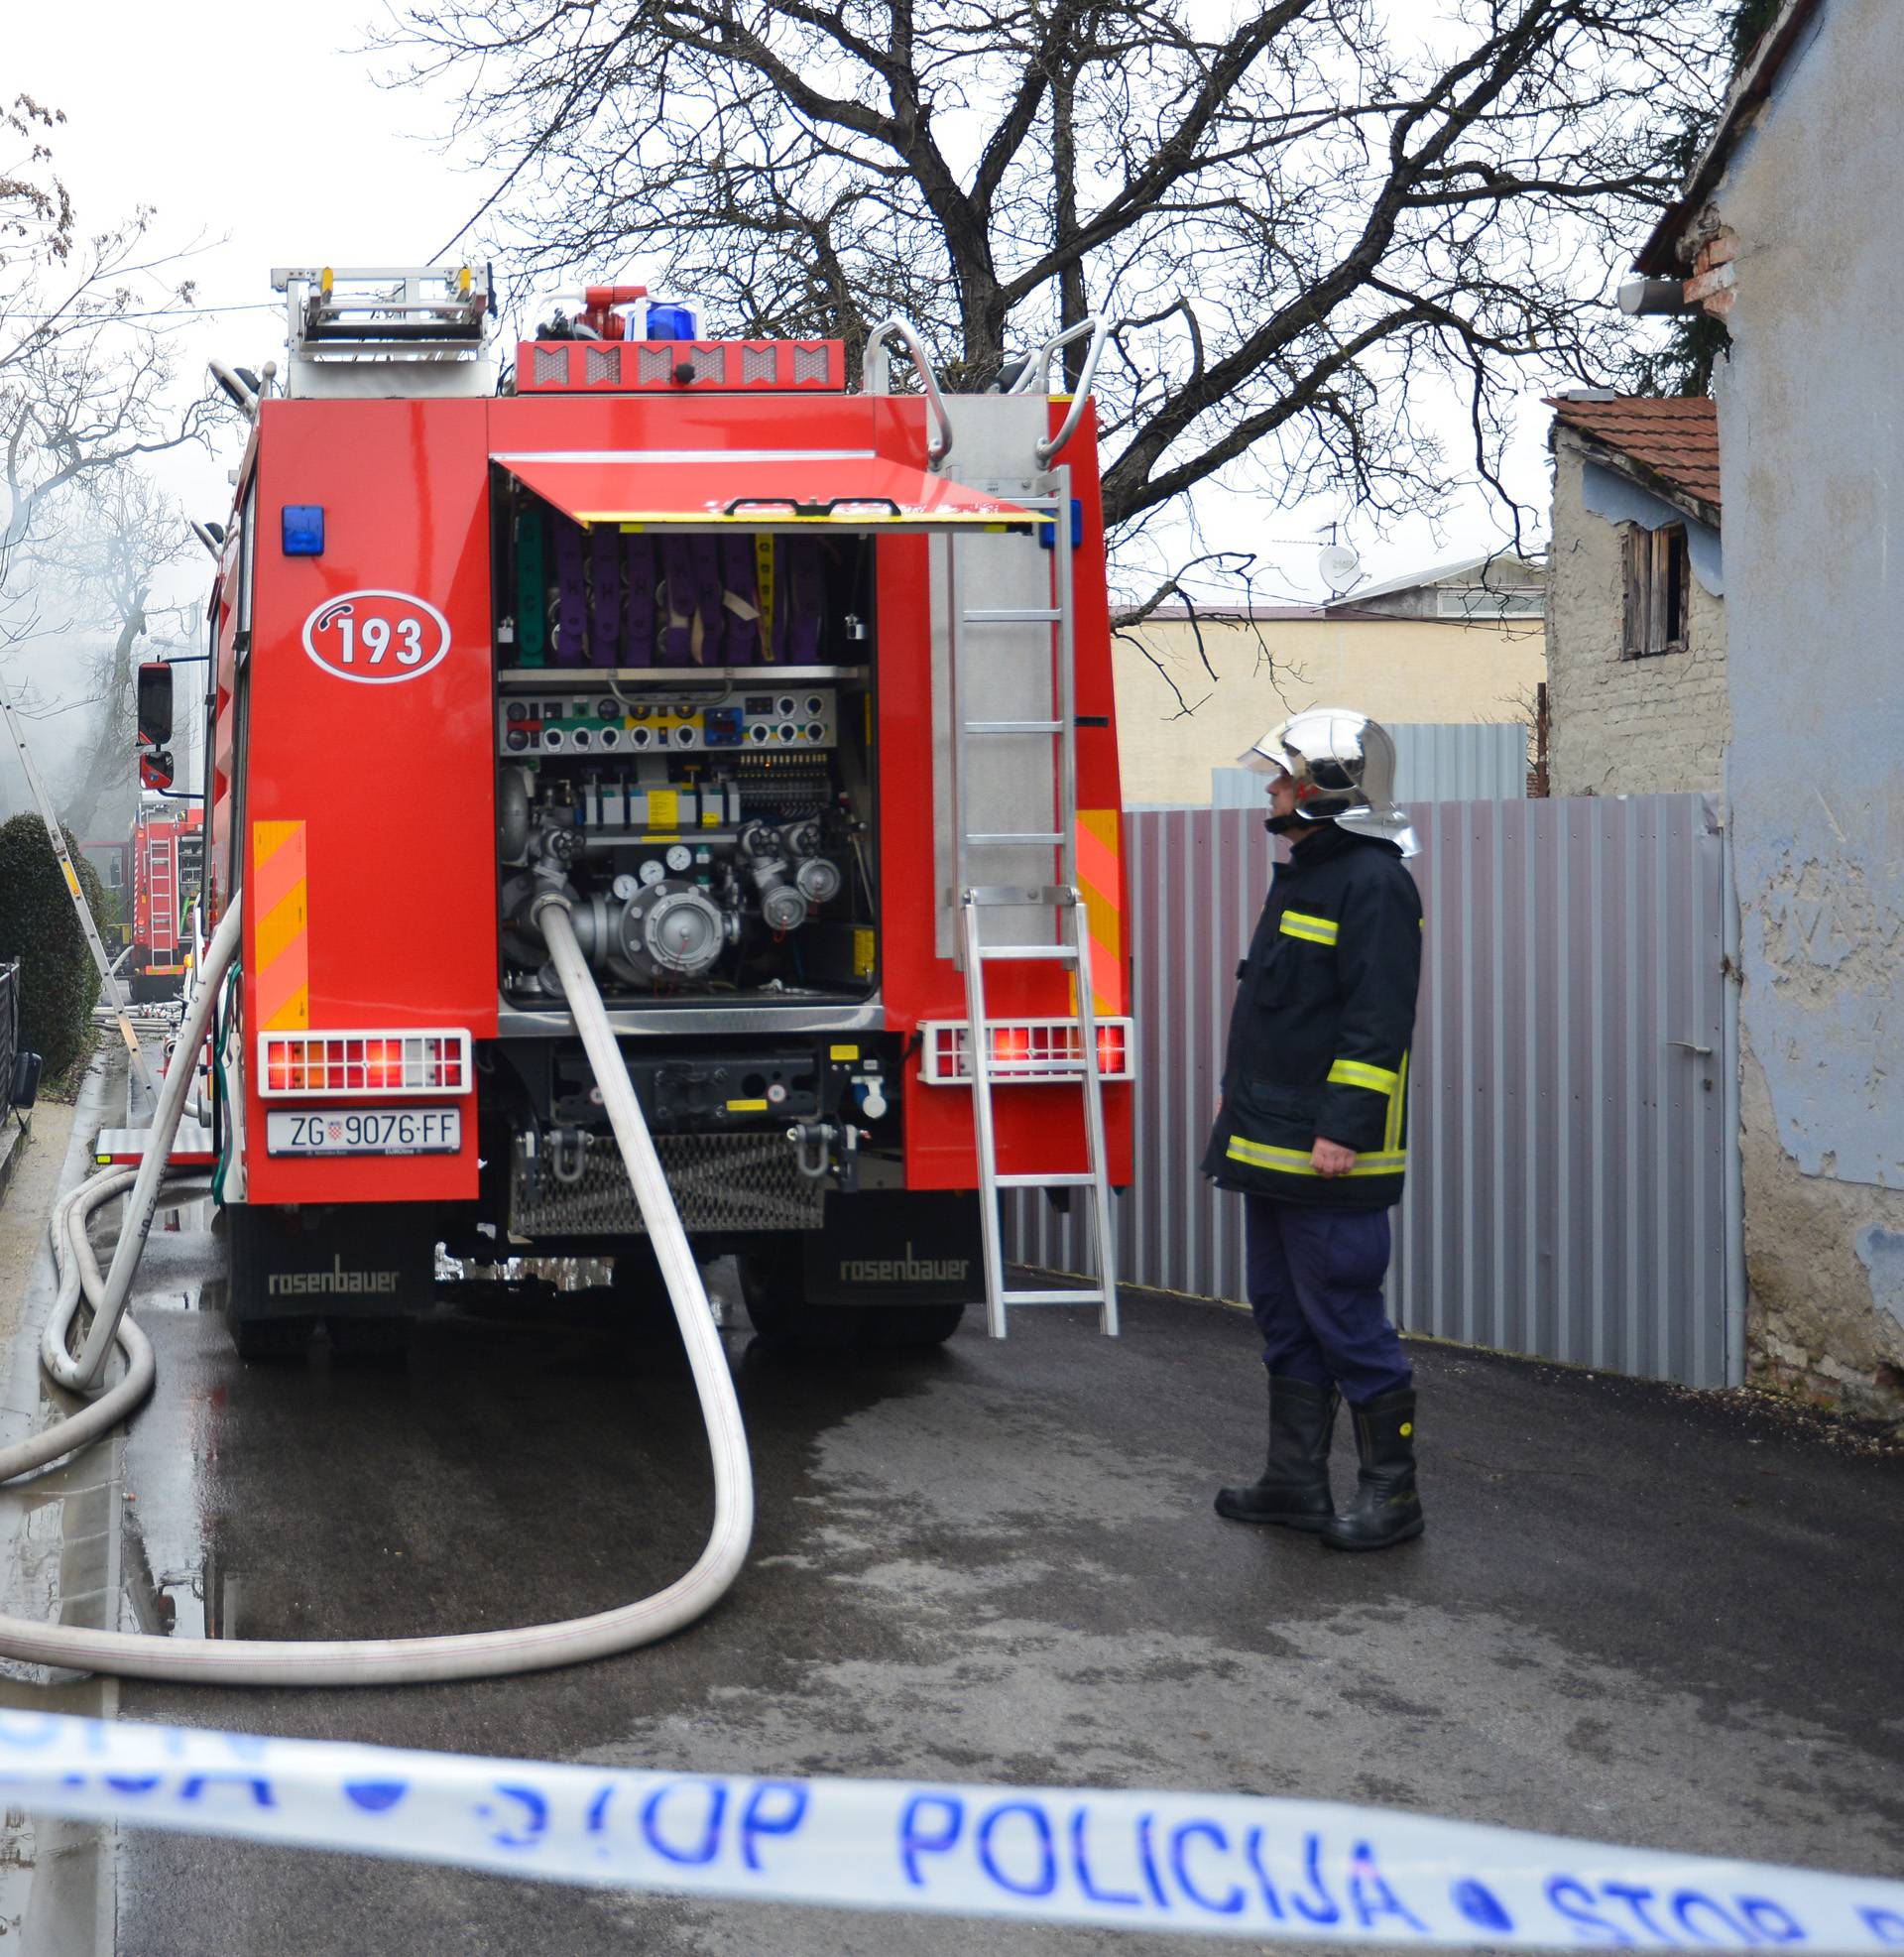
[1205,721,1530,809]
[1004,795,1734,1387]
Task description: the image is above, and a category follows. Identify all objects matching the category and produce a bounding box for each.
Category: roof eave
[1634,0,1826,275]
[1336,549,1543,606]
[1558,425,1723,532]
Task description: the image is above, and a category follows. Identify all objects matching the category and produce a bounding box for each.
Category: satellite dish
[1317,543,1362,591]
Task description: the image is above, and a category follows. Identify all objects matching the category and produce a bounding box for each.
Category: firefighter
[1204,709,1425,1550]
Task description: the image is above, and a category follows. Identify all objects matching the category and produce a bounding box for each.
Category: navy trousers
[1244,1194,1412,1405]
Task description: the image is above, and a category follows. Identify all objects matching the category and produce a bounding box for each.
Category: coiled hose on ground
[0,890,755,1684]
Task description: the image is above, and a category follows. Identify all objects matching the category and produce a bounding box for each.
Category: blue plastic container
[646,302,698,342]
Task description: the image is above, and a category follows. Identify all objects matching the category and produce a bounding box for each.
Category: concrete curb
[0,1049,125,1953]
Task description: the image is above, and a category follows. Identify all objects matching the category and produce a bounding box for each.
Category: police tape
[2,1710,1901,1947]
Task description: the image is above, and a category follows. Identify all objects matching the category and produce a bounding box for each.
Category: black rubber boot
[1321,1388,1424,1550]
[1215,1376,1339,1529]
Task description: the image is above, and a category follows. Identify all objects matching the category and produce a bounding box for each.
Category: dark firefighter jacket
[1202,821,1422,1210]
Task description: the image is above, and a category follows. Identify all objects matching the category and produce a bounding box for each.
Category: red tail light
[256,1029,473,1099]
[991,1027,1032,1064]
[920,1019,1135,1085]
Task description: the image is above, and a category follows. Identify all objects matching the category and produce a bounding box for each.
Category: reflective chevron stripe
[252,819,309,1033]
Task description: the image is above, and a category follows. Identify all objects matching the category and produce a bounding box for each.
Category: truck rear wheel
[218,1207,314,1364]
[216,1202,431,1364]
[327,1316,413,1363]
[737,1248,965,1350]
[610,1243,684,1346]
[233,1315,316,1362]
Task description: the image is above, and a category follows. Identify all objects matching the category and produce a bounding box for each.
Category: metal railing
[0,961,19,1110]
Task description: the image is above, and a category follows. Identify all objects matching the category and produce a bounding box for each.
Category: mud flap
[800,1190,983,1307]
[221,1202,436,1325]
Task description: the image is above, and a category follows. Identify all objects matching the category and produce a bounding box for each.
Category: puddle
[120,1502,240,1644]
[112,1313,235,1646]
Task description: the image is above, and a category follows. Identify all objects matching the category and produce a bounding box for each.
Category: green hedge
[0,812,106,1077]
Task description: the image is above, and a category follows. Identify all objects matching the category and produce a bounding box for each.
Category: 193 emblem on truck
[301,590,451,684]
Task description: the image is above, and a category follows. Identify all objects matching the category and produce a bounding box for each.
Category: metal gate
[1004,794,1737,1387]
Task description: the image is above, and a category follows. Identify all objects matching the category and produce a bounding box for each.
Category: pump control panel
[498,689,837,757]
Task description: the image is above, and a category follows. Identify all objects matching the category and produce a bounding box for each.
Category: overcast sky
[6,0,1560,773]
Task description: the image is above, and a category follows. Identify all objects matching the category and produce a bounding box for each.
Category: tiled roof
[1546,395,1721,512]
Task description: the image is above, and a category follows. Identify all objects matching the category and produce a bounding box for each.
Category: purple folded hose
[769,539,787,665]
[659,538,695,665]
[688,536,722,664]
[782,537,823,664]
[622,535,654,668]
[588,526,621,668]
[718,535,761,665]
[553,517,586,667]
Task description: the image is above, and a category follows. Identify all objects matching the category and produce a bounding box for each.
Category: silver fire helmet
[1238,707,1418,857]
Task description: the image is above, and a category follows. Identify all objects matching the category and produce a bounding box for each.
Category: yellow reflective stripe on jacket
[1278,910,1339,946]
[1327,1056,1399,1096]
[1384,1048,1410,1154]
[1226,1137,1408,1178]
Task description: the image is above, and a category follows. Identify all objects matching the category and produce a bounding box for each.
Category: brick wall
[1545,428,1728,795]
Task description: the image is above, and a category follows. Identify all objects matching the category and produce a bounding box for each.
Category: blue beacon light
[282,505,325,556]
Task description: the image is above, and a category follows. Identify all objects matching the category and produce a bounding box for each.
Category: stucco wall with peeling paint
[1706,0,1904,1421]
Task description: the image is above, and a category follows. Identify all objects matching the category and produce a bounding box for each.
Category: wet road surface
[86,1196,1904,1954]
[0,1057,124,1953]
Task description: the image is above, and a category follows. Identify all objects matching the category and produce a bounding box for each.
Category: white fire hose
[0,890,755,1684]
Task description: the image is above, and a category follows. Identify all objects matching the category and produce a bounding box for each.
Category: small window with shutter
[1622,524,1691,658]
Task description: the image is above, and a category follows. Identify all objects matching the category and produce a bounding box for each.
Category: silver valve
[739,820,809,933]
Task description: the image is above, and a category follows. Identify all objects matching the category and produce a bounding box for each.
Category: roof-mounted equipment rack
[269,264,495,400]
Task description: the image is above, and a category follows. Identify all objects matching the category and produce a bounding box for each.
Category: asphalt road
[77,1191,1904,1954]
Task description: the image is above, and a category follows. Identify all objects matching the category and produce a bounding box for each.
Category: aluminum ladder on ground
[949,469,1119,1339]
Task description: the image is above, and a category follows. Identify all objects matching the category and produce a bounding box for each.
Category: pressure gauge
[665,843,694,874]
[611,872,640,901]
[639,858,667,887]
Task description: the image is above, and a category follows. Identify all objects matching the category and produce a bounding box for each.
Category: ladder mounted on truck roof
[271,265,496,399]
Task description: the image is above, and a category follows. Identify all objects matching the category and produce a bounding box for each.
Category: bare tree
[38,470,192,838]
[388,0,1729,613]
[0,94,219,665]
[0,95,72,265]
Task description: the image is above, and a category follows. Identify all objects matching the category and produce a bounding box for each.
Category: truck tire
[737,1249,965,1350]
[234,1315,316,1363]
[861,1300,967,1349]
[218,1207,314,1364]
[216,1203,429,1364]
[610,1243,684,1346]
[327,1315,413,1363]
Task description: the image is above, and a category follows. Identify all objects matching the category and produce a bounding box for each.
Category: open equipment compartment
[491,466,882,1012]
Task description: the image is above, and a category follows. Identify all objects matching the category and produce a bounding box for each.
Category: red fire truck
[162,267,1132,1358]
[127,800,204,1004]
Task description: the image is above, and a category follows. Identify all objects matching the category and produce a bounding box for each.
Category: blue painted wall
[1707,0,1904,1410]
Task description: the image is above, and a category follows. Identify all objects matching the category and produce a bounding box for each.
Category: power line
[0,302,281,322]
